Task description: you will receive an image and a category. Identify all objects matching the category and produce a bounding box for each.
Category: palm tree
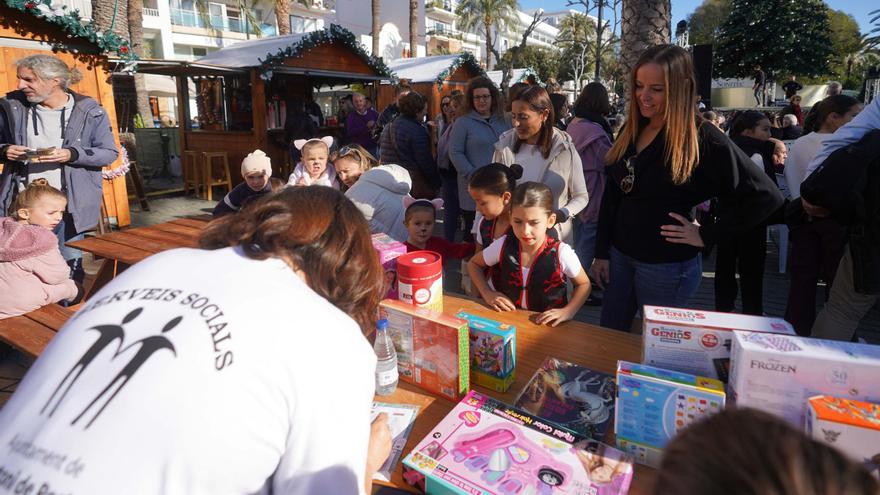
[455,0,518,70]
[274,0,291,35]
[372,0,381,57]
[619,0,671,92]
[409,0,418,58]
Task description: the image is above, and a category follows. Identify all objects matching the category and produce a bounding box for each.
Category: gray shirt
[25,94,74,189]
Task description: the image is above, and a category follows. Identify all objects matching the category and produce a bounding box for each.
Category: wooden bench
[0,304,75,359]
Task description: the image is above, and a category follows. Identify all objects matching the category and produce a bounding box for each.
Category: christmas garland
[102,145,130,181]
[258,24,393,80]
[3,0,136,60]
[434,51,485,88]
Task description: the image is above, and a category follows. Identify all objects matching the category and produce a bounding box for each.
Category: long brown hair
[654,408,879,495]
[607,44,700,185]
[511,86,555,159]
[199,187,384,333]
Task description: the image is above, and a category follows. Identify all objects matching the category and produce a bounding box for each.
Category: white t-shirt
[783,132,832,199]
[0,247,376,495]
[515,144,550,184]
[481,235,582,310]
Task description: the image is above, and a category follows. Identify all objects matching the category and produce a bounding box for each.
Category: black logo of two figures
[41,308,182,429]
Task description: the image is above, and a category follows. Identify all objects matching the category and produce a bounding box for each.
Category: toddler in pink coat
[0,180,78,319]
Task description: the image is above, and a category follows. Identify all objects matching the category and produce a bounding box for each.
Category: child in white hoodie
[0,180,78,319]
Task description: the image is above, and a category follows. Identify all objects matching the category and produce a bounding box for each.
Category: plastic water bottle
[374,319,399,395]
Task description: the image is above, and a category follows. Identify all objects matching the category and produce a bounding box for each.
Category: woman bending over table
[592,45,783,332]
[0,187,391,495]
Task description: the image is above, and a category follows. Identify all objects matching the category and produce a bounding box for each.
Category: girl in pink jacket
[0,180,78,319]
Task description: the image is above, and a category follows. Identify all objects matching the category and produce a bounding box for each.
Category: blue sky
[519,0,878,34]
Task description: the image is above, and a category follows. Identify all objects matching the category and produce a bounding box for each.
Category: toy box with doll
[806,395,880,478]
[372,233,407,299]
[514,357,616,442]
[729,331,880,427]
[402,390,635,495]
[455,311,516,392]
[379,299,470,401]
[642,305,795,382]
[615,361,725,468]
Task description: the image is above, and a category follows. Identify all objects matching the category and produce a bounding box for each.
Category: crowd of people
[1,46,880,494]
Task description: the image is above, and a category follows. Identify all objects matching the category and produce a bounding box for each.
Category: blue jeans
[441,170,461,241]
[600,247,703,331]
[574,218,598,273]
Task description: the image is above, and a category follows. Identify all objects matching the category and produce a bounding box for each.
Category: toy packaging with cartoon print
[379,299,470,401]
[805,395,880,478]
[456,311,516,392]
[642,306,795,382]
[615,361,725,468]
[728,331,880,428]
[402,390,635,495]
[513,357,616,442]
[372,233,408,299]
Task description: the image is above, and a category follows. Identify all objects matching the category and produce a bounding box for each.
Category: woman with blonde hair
[593,44,783,331]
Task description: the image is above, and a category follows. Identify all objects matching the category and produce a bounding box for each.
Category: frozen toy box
[615,361,725,468]
[379,299,470,401]
[456,311,516,392]
[729,331,880,427]
[642,305,794,381]
[372,233,407,299]
[806,396,880,478]
[403,390,635,495]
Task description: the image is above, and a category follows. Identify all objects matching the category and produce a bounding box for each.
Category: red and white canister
[397,251,443,312]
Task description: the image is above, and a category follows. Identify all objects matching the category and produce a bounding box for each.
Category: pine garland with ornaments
[713,0,832,79]
[3,0,136,61]
[434,52,485,88]
[259,24,393,80]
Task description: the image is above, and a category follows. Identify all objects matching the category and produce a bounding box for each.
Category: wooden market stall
[138,25,393,180]
[379,53,484,120]
[0,1,132,227]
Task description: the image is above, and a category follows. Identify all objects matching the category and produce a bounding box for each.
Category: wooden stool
[125,160,150,211]
[200,151,233,202]
[182,151,201,197]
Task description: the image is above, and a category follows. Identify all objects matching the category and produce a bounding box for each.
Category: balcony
[170,8,274,36]
[426,0,457,22]
[426,25,458,38]
[143,7,159,17]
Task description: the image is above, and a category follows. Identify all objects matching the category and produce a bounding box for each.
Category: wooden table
[67,216,211,297]
[378,295,656,494]
[0,304,76,359]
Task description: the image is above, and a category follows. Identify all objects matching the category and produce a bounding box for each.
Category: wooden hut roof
[387,52,484,86]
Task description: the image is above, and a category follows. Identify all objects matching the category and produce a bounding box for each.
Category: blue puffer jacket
[0,90,118,233]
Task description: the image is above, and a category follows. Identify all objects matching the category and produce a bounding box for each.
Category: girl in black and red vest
[467,182,591,326]
[468,163,521,252]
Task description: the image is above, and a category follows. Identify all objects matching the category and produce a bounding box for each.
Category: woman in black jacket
[592,45,783,331]
[284,97,318,165]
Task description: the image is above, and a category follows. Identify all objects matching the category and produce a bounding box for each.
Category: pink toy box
[402,390,635,495]
[379,299,470,401]
[372,233,407,299]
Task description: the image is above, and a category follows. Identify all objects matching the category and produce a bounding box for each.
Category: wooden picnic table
[378,295,656,494]
[0,304,76,359]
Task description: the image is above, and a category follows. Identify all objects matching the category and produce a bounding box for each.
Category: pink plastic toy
[450,425,572,495]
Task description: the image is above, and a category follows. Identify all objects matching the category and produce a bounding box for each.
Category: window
[192,47,208,57]
[290,15,318,33]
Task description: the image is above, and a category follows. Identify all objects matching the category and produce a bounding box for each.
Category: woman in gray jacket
[449,76,511,238]
[493,86,589,245]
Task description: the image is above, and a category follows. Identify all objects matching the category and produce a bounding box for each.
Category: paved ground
[2,193,878,408]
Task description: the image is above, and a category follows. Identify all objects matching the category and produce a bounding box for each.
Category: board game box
[455,311,516,392]
[513,357,616,442]
[615,360,726,468]
[379,299,470,401]
[729,331,880,427]
[642,305,795,381]
[402,390,635,495]
[806,395,880,478]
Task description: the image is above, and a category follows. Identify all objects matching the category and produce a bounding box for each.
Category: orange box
[806,396,880,477]
[379,299,469,401]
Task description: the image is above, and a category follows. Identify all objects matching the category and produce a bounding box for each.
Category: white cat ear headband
[293,136,334,150]
[402,196,444,211]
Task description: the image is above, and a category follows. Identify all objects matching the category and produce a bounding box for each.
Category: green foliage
[497,45,560,84]
[686,0,732,46]
[714,0,833,78]
[4,0,136,60]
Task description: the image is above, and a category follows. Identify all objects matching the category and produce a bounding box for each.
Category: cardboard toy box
[379,299,470,401]
[806,396,880,478]
[729,331,880,427]
[615,361,726,468]
[402,390,635,495]
[455,311,516,392]
[372,233,407,299]
[642,305,795,381]
[514,357,616,442]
